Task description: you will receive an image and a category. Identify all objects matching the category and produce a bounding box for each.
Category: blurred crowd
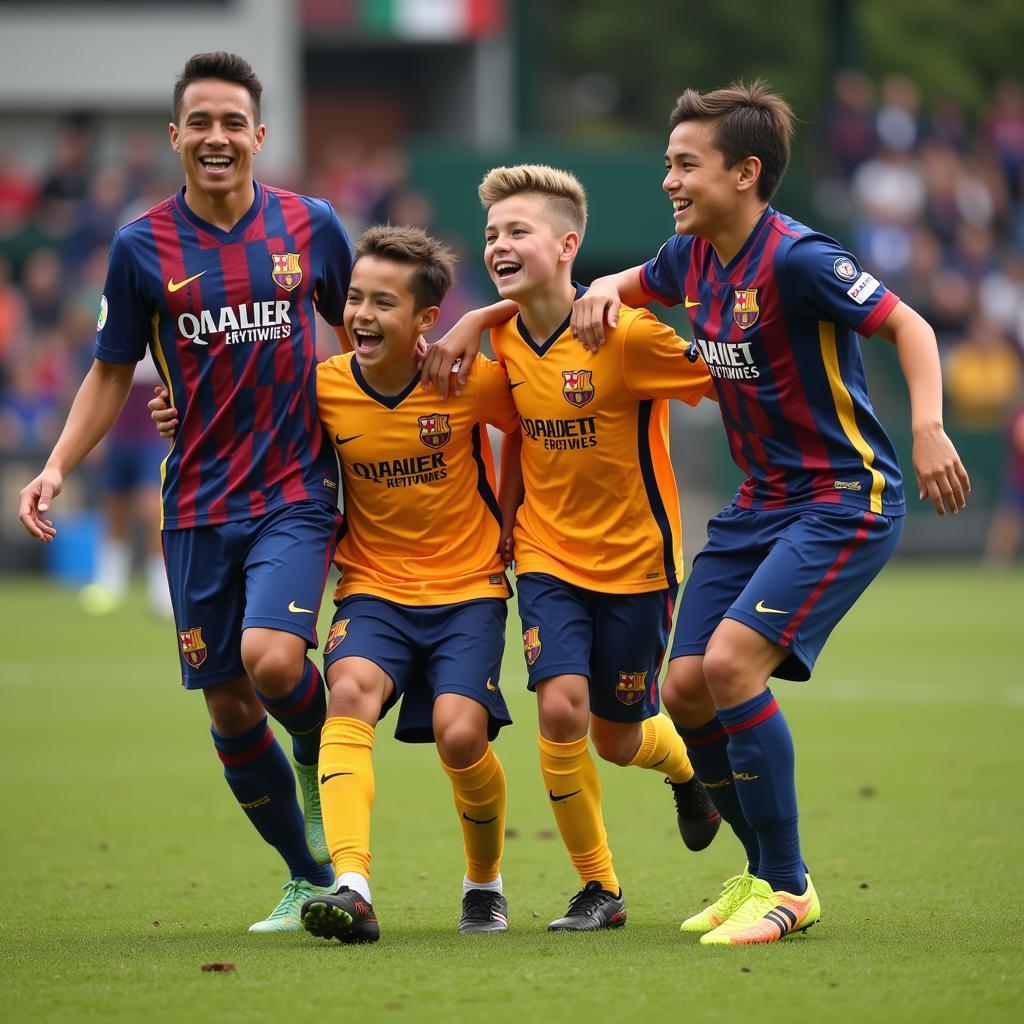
[1,77,1023,563]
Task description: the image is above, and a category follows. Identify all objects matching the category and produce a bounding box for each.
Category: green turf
[1,565,1022,1023]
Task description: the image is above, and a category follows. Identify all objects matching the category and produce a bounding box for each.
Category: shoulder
[316,351,355,383]
[112,194,178,251]
[265,184,336,220]
[769,211,850,271]
[613,304,666,340]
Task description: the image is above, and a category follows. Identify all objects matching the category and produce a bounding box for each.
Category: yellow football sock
[538,733,619,893]
[441,744,506,885]
[628,713,695,783]
[318,715,376,878]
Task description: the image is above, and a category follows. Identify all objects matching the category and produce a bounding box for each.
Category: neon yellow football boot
[700,875,820,945]
[680,868,755,933]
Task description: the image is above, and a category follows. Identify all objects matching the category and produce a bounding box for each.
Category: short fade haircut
[669,80,794,201]
[478,164,587,238]
[355,225,456,309]
[173,52,263,123]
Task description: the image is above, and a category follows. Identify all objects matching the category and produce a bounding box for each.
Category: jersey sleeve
[475,355,519,433]
[93,231,152,364]
[620,309,714,406]
[639,233,693,307]
[782,235,899,337]
[314,203,353,326]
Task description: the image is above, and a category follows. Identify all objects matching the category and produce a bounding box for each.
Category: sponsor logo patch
[614,670,648,706]
[733,288,760,330]
[271,252,302,291]
[324,619,349,656]
[178,627,207,669]
[418,413,451,449]
[562,369,594,407]
[523,626,542,667]
[847,272,879,305]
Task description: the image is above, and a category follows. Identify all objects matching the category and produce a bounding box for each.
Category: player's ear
[168,123,180,153]
[735,155,761,194]
[559,230,580,264]
[416,305,441,333]
[253,124,267,153]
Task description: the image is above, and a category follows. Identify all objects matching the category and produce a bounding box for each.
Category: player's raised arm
[875,301,970,517]
[19,359,136,541]
[419,300,517,399]
[571,266,648,353]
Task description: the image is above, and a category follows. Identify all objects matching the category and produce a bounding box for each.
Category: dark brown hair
[669,80,794,200]
[355,225,456,309]
[173,52,263,123]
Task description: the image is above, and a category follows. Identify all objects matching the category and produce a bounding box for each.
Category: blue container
[46,510,103,586]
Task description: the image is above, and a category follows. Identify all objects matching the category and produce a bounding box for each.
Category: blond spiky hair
[478,164,587,237]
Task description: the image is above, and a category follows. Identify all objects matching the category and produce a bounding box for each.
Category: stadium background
[0,3,1021,1022]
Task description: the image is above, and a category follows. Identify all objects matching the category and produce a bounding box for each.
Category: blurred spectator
[819,70,877,180]
[944,316,1021,428]
[983,405,1024,567]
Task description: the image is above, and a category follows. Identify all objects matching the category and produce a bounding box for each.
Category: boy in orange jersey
[302,225,524,943]
[151,225,521,942]
[473,165,721,931]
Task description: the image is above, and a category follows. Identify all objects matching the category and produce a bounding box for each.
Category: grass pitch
[1,564,1022,1023]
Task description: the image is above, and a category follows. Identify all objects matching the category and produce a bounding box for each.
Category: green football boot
[248,879,335,933]
[293,761,331,865]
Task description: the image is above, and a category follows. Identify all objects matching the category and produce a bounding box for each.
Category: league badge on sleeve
[732,289,760,330]
[562,370,594,407]
[178,627,208,669]
[96,294,108,332]
[833,256,858,282]
[418,414,451,449]
[523,626,542,667]
[271,253,303,291]
[615,670,648,706]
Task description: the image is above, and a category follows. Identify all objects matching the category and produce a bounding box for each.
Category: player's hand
[149,386,178,440]
[414,335,430,363]
[499,532,515,567]
[419,321,481,399]
[912,423,970,516]
[18,466,63,542]
[571,283,621,353]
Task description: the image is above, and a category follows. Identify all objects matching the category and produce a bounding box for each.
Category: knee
[538,692,587,742]
[590,726,635,766]
[326,675,377,720]
[661,661,712,720]
[435,719,486,769]
[205,680,264,736]
[242,641,304,697]
[701,642,747,701]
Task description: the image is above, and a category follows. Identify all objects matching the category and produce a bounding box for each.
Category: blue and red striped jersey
[641,207,905,516]
[95,183,351,529]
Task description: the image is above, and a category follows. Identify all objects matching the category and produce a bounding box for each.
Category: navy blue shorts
[516,572,676,724]
[323,595,511,744]
[162,499,341,689]
[671,503,904,681]
[105,440,166,494]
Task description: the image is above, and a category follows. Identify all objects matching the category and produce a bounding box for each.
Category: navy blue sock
[256,659,327,767]
[676,718,760,873]
[717,689,804,895]
[211,717,333,885]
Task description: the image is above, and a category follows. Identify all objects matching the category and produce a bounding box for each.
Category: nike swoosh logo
[548,789,582,802]
[486,679,497,691]
[755,600,788,615]
[651,752,671,769]
[320,772,353,784]
[288,601,315,614]
[167,271,207,293]
[684,296,701,308]
[335,434,362,446]
[462,812,498,825]
[509,381,526,390]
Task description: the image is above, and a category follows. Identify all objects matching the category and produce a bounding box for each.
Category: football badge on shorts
[615,670,648,706]
[418,414,451,449]
[178,627,207,669]
[733,289,759,330]
[325,619,350,656]
[271,253,302,291]
[523,626,542,667]
[562,370,594,407]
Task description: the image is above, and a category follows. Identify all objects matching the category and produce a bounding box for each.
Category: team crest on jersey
[325,619,350,656]
[615,670,648,706]
[178,627,208,669]
[733,289,759,330]
[271,253,302,291]
[523,626,542,666]
[562,370,594,407]
[418,414,451,448]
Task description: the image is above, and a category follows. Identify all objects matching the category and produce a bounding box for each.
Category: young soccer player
[296,225,520,943]
[570,81,970,944]
[470,165,721,932]
[18,52,352,932]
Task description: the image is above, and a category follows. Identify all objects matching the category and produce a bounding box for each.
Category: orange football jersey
[316,353,518,605]
[490,302,713,593]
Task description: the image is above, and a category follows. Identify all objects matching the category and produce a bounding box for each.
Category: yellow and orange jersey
[490,295,713,593]
[316,352,519,605]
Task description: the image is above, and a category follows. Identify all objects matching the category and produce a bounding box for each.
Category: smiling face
[483,194,578,302]
[662,118,759,240]
[169,78,265,201]
[344,255,438,375]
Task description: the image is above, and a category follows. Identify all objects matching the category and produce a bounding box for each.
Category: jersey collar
[174,181,265,243]
[711,205,775,279]
[351,356,420,410]
[515,282,588,357]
